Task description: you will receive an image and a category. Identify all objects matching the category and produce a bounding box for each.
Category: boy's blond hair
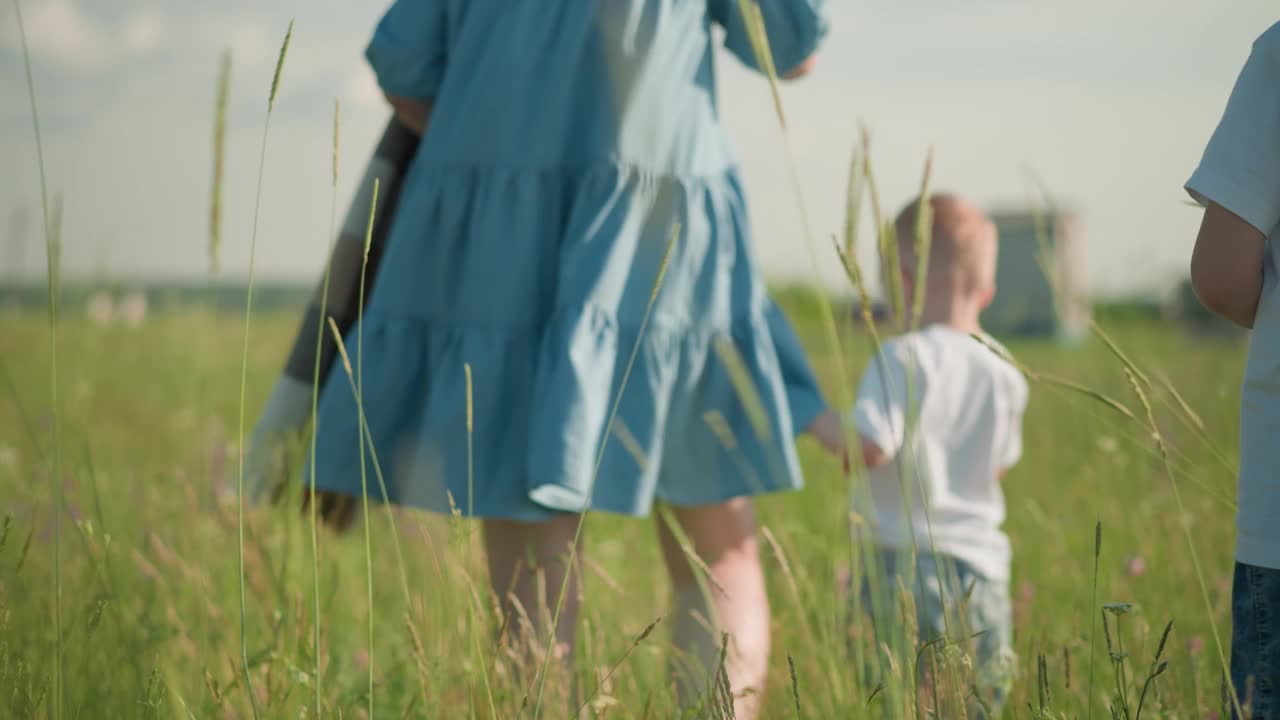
[893,193,998,294]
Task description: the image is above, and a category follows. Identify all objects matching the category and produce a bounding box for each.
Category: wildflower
[1189,635,1206,656]
[1127,555,1146,577]
[1103,602,1134,617]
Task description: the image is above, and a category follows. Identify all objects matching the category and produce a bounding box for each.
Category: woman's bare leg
[657,498,771,719]
[483,515,583,682]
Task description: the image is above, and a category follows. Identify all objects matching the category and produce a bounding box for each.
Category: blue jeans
[1232,561,1280,718]
[853,549,1015,716]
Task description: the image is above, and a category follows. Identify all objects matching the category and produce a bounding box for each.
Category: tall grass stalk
[1090,324,1236,507]
[735,0,857,425]
[1096,322,1237,478]
[0,361,42,456]
[202,51,231,609]
[731,6,943,710]
[466,363,474,512]
[81,442,148,692]
[832,183,891,700]
[207,48,231,481]
[577,618,661,717]
[972,334,1136,421]
[324,315,431,705]
[234,21,292,719]
[532,225,678,718]
[1153,371,1237,477]
[356,178,379,719]
[1119,355,1243,719]
[303,97,342,718]
[899,150,954,654]
[848,129,952,711]
[734,12,908,705]
[655,504,729,702]
[462,362,499,718]
[1088,519,1101,720]
[908,149,935,332]
[864,144,904,333]
[1024,169,1078,346]
[13,0,63,715]
[1135,620,1173,720]
[210,50,231,277]
[327,171,430,715]
[48,195,65,716]
[846,134,916,712]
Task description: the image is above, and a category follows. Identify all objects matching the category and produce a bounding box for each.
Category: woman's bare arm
[782,54,817,80]
[385,94,433,136]
[1190,201,1267,329]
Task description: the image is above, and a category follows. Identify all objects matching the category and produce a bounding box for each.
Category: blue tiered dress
[308,0,830,521]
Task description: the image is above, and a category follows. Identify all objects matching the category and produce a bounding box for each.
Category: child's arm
[1190,204,1267,329]
[1185,24,1280,329]
[844,345,912,471]
[804,408,892,470]
[803,407,887,473]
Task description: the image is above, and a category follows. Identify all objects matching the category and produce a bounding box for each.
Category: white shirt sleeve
[1185,22,1280,236]
[851,344,911,458]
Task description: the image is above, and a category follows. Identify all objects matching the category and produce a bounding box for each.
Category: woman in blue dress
[308,1,831,713]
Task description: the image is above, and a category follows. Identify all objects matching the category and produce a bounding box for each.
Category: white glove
[244,375,316,502]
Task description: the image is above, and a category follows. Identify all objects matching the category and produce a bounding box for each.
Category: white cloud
[6,0,165,70]
[3,0,1276,296]
[13,0,111,68]
[122,11,162,55]
[219,22,274,73]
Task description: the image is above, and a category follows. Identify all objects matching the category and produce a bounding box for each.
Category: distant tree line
[0,281,313,314]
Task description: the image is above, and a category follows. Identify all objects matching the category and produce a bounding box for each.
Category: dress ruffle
[306,161,826,520]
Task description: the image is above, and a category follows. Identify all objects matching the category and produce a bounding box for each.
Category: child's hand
[805,410,849,465]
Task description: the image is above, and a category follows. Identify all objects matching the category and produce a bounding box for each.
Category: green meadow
[0,295,1247,718]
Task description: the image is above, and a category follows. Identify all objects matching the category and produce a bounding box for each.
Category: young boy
[812,193,1028,709]
[1185,20,1280,718]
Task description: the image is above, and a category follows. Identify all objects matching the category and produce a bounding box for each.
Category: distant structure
[82,289,148,327]
[86,292,116,326]
[845,206,1091,341]
[982,207,1090,342]
[119,289,148,327]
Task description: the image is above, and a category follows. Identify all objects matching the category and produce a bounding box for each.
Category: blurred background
[0,0,1275,305]
[0,5,1271,716]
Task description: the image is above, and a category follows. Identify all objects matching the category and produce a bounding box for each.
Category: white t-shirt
[1185,21,1280,571]
[850,325,1029,582]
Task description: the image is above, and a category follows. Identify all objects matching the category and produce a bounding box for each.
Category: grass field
[0,294,1249,719]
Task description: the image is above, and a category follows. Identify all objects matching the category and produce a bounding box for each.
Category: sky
[1,0,1276,299]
